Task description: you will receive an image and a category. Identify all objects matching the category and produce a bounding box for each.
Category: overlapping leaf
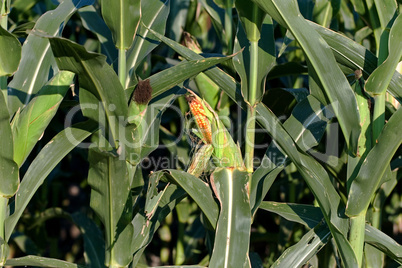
[12,71,74,167]
[100,0,141,50]
[0,25,21,76]
[7,0,94,114]
[0,89,18,198]
[5,121,98,240]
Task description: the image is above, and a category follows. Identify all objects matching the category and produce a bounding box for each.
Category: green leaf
[346,106,402,216]
[100,0,141,50]
[5,256,86,268]
[213,0,234,9]
[5,120,98,240]
[87,148,133,267]
[71,212,106,268]
[198,0,225,43]
[131,184,187,266]
[0,89,18,198]
[235,0,266,42]
[259,202,323,229]
[233,16,275,104]
[365,224,402,264]
[0,25,21,76]
[161,169,219,228]
[209,168,251,268]
[7,0,94,115]
[365,13,402,96]
[350,0,366,15]
[126,0,169,88]
[251,95,334,214]
[307,20,402,103]
[12,71,74,167]
[139,87,185,158]
[149,55,237,99]
[78,5,118,66]
[374,0,397,30]
[48,37,128,148]
[271,223,331,268]
[252,0,361,154]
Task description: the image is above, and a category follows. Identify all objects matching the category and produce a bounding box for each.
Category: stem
[1,0,8,103]
[0,197,8,264]
[174,221,185,265]
[224,7,233,54]
[372,93,385,144]
[118,49,126,87]
[244,41,259,173]
[349,214,366,267]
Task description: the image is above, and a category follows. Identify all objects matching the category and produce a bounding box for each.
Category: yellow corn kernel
[186,94,213,144]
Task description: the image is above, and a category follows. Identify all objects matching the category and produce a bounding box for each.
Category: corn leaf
[48,37,128,148]
[365,224,402,264]
[12,71,74,167]
[5,120,98,240]
[308,21,402,103]
[87,148,134,267]
[0,88,18,198]
[126,0,169,88]
[5,256,85,268]
[252,0,361,154]
[259,202,323,229]
[100,0,141,50]
[346,106,402,216]
[209,168,251,268]
[271,223,331,268]
[7,0,94,114]
[161,169,219,228]
[131,184,187,266]
[78,5,118,66]
[233,15,275,105]
[365,13,402,96]
[0,25,21,77]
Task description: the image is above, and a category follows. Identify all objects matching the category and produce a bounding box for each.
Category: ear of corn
[186,89,245,170]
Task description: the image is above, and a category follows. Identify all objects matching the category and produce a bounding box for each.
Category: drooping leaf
[78,5,118,65]
[87,148,133,267]
[252,0,361,154]
[307,21,402,103]
[7,0,94,114]
[346,106,402,216]
[12,71,74,167]
[259,202,323,229]
[0,25,21,77]
[126,0,169,88]
[161,169,219,228]
[47,37,127,148]
[251,95,334,214]
[271,223,331,268]
[100,0,141,50]
[0,88,18,198]
[71,212,106,268]
[365,13,402,96]
[131,184,187,266]
[5,120,98,240]
[209,168,251,268]
[148,54,238,99]
[365,224,402,264]
[5,256,86,268]
[138,87,185,159]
